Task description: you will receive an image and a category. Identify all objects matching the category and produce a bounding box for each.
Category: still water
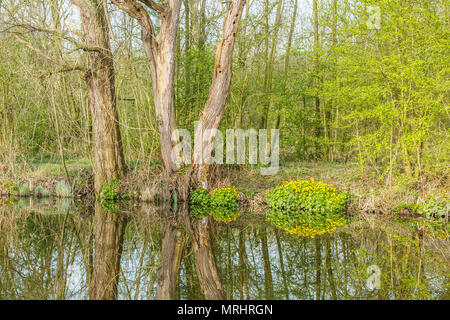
[0,197,449,300]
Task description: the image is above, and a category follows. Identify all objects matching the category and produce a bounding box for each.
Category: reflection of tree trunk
[275,229,289,299]
[261,228,274,299]
[183,242,197,299]
[190,217,225,300]
[314,237,322,300]
[226,226,234,299]
[90,202,127,300]
[155,224,186,300]
[238,225,248,300]
[325,235,337,299]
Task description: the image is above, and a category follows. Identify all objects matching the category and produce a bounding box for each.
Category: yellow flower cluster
[282,178,345,206]
[284,217,345,238]
[428,229,448,241]
[212,185,240,198]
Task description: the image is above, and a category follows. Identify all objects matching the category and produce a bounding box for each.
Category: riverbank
[1,159,448,218]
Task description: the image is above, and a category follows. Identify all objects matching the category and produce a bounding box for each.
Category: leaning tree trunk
[72,0,126,194]
[193,0,246,188]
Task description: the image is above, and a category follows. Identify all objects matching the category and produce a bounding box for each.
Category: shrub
[266,178,350,238]
[19,183,30,197]
[55,180,73,198]
[34,185,50,198]
[189,186,240,222]
[101,179,119,201]
[418,192,449,219]
[190,188,212,218]
[211,186,240,223]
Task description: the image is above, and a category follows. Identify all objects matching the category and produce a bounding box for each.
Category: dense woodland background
[0,0,448,186]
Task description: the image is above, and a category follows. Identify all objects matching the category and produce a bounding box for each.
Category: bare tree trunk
[111,0,182,174]
[72,0,126,194]
[193,0,246,187]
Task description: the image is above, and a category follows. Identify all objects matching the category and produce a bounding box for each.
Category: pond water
[0,197,449,300]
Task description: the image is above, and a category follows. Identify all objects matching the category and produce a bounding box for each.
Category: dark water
[0,197,449,300]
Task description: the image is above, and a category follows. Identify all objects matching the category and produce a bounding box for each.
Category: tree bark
[72,0,126,194]
[193,0,246,187]
[111,0,182,174]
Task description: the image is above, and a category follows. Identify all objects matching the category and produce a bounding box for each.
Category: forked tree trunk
[72,0,126,194]
[113,0,245,188]
[111,0,181,174]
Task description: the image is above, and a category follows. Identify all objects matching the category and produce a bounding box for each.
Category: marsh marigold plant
[266,178,351,238]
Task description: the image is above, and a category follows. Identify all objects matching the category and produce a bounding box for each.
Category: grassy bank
[1,159,448,218]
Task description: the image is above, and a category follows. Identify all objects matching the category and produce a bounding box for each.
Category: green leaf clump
[190,186,240,222]
[266,178,351,238]
[101,179,119,201]
[190,188,212,218]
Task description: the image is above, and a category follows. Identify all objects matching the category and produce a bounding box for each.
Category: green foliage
[34,185,50,198]
[210,187,240,223]
[100,179,119,201]
[55,180,73,198]
[101,200,119,214]
[418,192,449,219]
[19,183,30,197]
[391,203,419,216]
[190,188,212,218]
[190,186,240,222]
[266,178,350,237]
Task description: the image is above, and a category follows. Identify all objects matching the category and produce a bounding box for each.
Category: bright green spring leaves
[418,192,449,220]
[266,179,351,238]
[190,186,240,222]
[190,188,213,218]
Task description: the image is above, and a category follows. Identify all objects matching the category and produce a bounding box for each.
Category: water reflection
[90,202,127,299]
[0,198,449,300]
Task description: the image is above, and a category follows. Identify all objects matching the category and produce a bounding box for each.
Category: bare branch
[139,0,167,13]
[13,34,86,74]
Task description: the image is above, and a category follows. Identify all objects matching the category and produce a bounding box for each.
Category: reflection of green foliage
[417,220,448,241]
[102,200,118,214]
[418,193,449,219]
[190,187,240,222]
[266,179,350,237]
[190,188,212,218]
[55,198,72,213]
